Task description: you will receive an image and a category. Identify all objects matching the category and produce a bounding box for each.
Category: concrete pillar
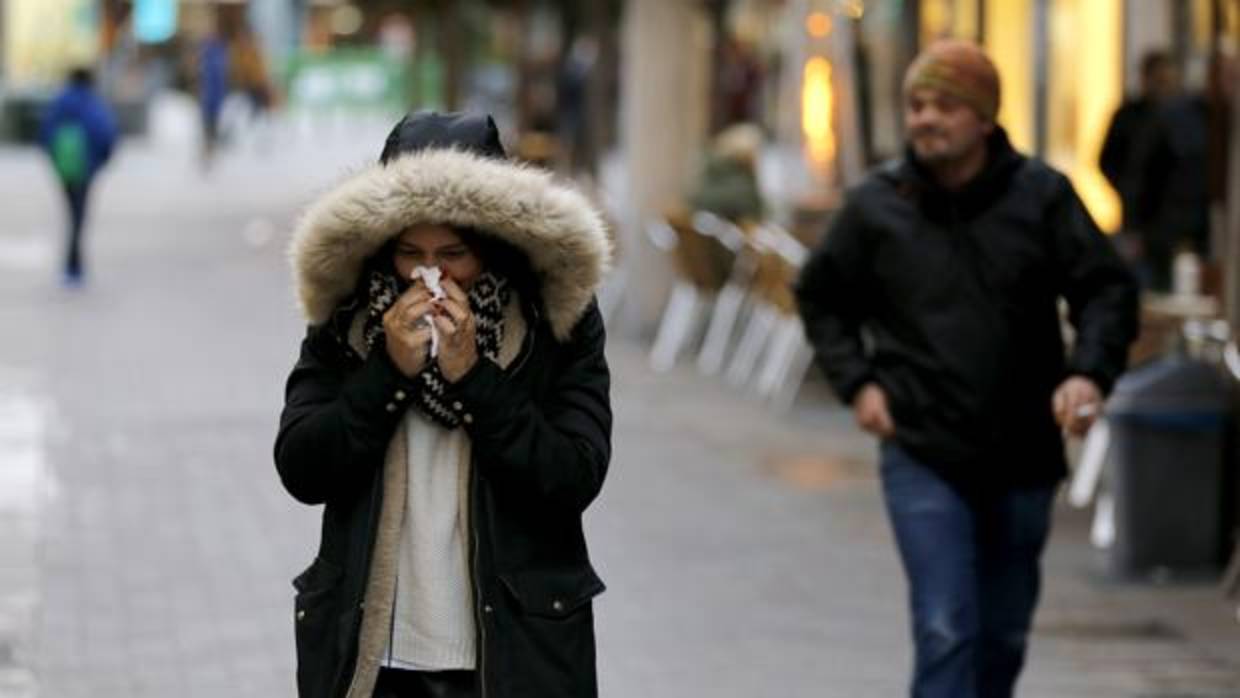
[617,0,711,335]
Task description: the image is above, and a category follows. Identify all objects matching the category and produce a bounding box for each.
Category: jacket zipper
[468,301,537,698]
[469,464,489,698]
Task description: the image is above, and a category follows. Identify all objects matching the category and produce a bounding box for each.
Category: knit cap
[903,39,1001,121]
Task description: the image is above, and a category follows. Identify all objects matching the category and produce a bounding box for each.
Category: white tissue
[411,266,446,357]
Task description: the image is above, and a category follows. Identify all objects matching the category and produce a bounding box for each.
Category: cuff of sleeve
[1067,365,1116,396]
[445,358,513,430]
[835,371,875,406]
[343,350,420,422]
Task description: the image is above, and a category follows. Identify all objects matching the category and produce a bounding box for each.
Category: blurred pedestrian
[714,35,764,129]
[275,111,613,698]
[39,67,118,286]
[196,33,229,168]
[797,40,1139,698]
[229,25,276,146]
[1133,91,1210,291]
[689,122,766,224]
[1100,51,1178,231]
[1101,50,1208,290]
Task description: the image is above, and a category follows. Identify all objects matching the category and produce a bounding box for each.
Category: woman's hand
[383,285,435,378]
[433,278,479,382]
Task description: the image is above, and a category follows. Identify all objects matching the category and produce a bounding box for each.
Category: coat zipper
[468,301,538,698]
[469,464,490,698]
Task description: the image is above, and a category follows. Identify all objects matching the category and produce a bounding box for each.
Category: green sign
[285,49,411,113]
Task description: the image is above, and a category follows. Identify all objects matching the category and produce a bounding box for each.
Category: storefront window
[1045,0,1123,233]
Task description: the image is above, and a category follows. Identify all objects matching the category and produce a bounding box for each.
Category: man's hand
[383,285,435,378]
[433,278,479,383]
[1052,376,1103,437]
[854,383,895,438]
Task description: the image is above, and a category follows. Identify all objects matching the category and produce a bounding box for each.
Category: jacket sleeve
[274,331,419,505]
[1098,108,1129,193]
[1049,177,1140,394]
[446,301,612,513]
[794,197,875,405]
[89,100,119,166]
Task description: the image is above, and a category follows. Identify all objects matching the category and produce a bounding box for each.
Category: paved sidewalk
[0,124,1237,697]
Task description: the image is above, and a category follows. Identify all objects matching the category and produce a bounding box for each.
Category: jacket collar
[887,127,1025,221]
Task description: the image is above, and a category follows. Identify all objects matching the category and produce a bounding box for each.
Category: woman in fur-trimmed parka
[275,111,613,698]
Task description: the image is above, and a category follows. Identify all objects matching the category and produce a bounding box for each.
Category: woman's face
[392,223,483,290]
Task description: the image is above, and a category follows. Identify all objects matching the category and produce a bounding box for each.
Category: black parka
[796,129,1139,489]
[274,112,613,698]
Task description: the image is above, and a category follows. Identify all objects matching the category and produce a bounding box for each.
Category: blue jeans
[880,442,1055,698]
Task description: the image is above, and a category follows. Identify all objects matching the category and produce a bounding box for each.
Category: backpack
[51,122,89,185]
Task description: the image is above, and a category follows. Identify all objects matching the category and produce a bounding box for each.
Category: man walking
[39,67,118,286]
[1100,50,1207,290]
[796,40,1138,698]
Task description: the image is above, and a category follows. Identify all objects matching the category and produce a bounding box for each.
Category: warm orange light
[806,12,832,38]
[1046,0,1122,233]
[985,0,1034,152]
[802,56,836,170]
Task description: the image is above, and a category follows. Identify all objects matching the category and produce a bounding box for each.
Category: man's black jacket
[796,129,1139,488]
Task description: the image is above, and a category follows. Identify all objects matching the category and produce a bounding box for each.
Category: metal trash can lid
[1107,354,1232,415]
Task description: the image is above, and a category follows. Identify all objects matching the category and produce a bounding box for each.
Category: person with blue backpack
[39,67,118,286]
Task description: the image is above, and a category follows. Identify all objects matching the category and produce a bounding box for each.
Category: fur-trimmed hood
[289,148,611,341]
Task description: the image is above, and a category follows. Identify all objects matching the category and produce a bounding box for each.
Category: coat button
[463,414,474,425]
[452,401,463,411]
[552,600,564,612]
[385,403,397,413]
[296,610,306,621]
[395,390,407,401]
[483,605,494,614]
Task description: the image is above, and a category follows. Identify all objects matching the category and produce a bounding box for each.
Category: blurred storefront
[918,0,1238,236]
[614,0,1240,331]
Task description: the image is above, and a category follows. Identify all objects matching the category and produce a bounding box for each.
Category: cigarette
[1074,403,1098,419]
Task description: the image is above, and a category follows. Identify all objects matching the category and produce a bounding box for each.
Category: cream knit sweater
[381,297,527,671]
[383,413,476,670]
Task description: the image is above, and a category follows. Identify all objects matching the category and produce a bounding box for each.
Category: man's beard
[910,129,974,165]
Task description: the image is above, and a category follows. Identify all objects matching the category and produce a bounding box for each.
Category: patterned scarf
[360,267,511,429]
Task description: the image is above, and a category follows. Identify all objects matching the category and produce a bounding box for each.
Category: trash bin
[1105,354,1233,579]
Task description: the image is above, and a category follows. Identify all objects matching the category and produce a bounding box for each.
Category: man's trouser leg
[975,485,1055,698]
[880,442,979,698]
[62,181,89,279]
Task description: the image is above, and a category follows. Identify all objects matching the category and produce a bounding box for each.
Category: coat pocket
[293,556,346,698]
[499,562,606,619]
[498,563,606,697]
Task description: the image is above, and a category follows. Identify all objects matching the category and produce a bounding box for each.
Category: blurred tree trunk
[439,1,464,110]
[582,0,620,173]
[705,0,727,134]
[1226,64,1240,333]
